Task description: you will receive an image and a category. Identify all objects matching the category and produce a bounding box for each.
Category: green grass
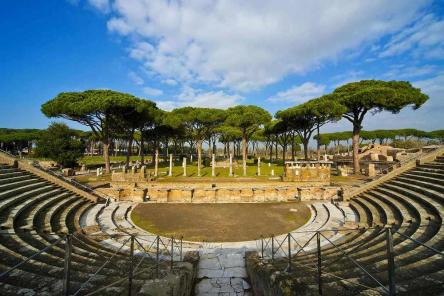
[79,156,285,178]
[80,155,148,167]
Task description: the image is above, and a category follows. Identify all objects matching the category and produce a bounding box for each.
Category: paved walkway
[195,248,251,295]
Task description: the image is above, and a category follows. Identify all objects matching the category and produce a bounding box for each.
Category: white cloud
[268,82,325,103]
[155,100,178,111]
[162,79,178,86]
[128,71,144,85]
[88,0,110,12]
[93,0,428,91]
[379,14,444,59]
[156,86,243,111]
[143,87,163,96]
[330,70,367,88]
[384,64,437,79]
[413,73,444,107]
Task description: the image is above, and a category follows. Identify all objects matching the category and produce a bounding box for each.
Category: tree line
[35,80,429,175]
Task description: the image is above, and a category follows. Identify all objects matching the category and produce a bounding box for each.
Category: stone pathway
[195,248,251,295]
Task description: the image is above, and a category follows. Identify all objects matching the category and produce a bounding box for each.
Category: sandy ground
[131,202,311,242]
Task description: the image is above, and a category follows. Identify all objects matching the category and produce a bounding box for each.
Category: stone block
[367,163,376,177]
[252,189,265,202]
[62,168,75,177]
[155,189,169,203]
[370,153,379,161]
[240,188,254,202]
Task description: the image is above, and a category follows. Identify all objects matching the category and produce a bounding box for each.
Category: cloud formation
[156,86,243,110]
[143,86,163,96]
[89,0,429,91]
[268,82,325,103]
[379,14,444,59]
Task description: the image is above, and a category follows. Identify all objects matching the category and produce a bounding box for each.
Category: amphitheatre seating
[0,163,196,295]
[248,154,444,295]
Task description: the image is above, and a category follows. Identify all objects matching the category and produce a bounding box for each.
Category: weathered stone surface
[196,248,251,296]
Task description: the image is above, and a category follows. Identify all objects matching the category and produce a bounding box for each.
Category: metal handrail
[31,162,103,198]
[0,149,16,158]
[72,236,131,296]
[0,236,64,279]
[395,231,444,257]
[319,232,390,294]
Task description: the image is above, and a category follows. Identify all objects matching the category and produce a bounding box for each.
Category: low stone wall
[297,186,339,201]
[102,182,339,203]
[246,252,309,296]
[283,162,331,183]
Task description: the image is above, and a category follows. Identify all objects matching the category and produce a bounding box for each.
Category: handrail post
[287,233,292,272]
[63,234,72,296]
[317,231,322,295]
[180,236,183,261]
[170,236,174,270]
[156,235,160,277]
[261,236,264,259]
[386,227,396,296]
[128,235,135,296]
[271,235,274,262]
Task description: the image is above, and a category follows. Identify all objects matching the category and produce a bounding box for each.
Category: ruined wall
[245,252,309,296]
[283,162,331,183]
[102,182,338,203]
[137,251,199,296]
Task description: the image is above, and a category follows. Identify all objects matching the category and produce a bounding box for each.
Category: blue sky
[0,0,443,133]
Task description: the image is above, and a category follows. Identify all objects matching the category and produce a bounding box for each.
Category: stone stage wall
[98,182,339,203]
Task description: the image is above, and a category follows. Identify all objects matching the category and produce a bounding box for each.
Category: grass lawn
[80,155,146,167]
[131,202,311,242]
[156,160,284,179]
[74,173,112,184]
[78,156,285,178]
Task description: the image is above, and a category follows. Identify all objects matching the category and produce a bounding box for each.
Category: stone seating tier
[246,154,444,295]
[0,164,196,295]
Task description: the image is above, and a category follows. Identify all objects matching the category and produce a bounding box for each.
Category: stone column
[140,165,146,179]
[229,153,233,176]
[257,157,261,176]
[168,154,173,177]
[271,169,275,176]
[154,151,159,177]
[183,157,187,176]
[212,153,216,177]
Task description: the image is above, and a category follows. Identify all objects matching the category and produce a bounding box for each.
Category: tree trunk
[303,140,309,160]
[103,140,111,174]
[352,124,361,174]
[140,136,145,164]
[316,123,321,161]
[197,140,203,177]
[269,141,273,162]
[125,131,134,168]
[242,136,247,176]
[282,144,287,162]
[275,141,278,161]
